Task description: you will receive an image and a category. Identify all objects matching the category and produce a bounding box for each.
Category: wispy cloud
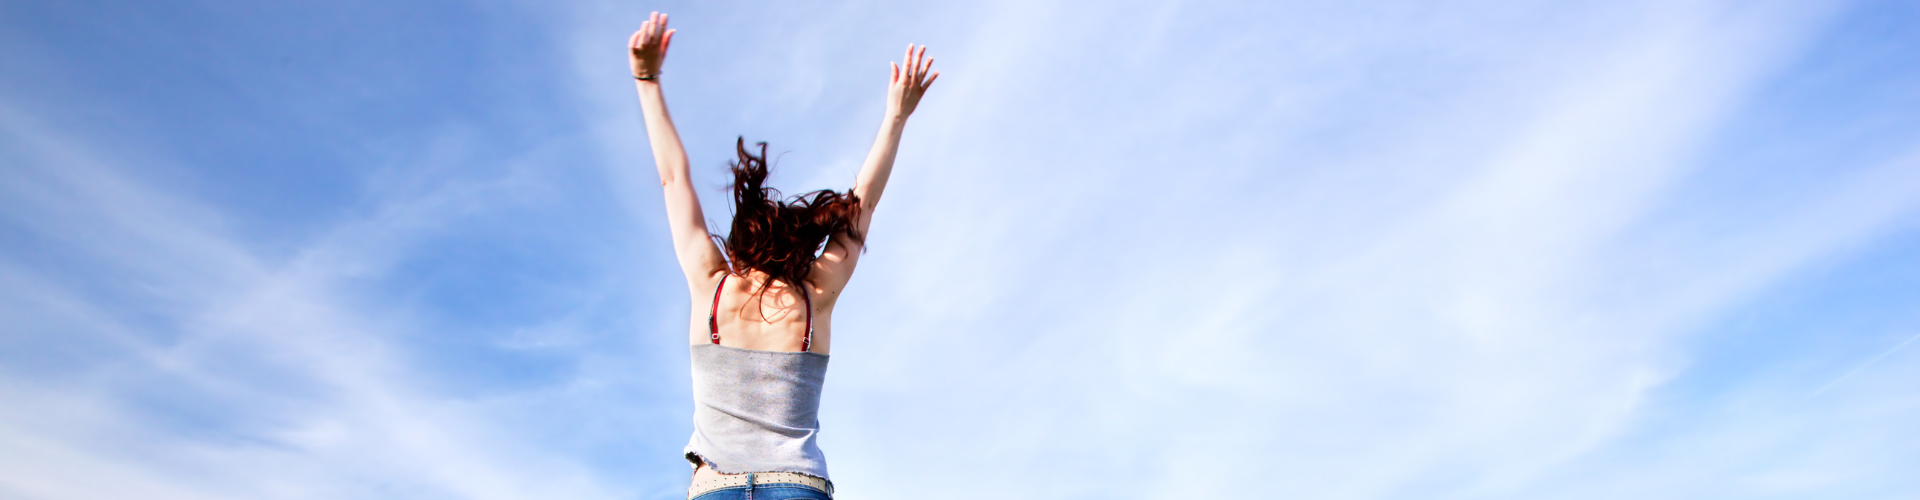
[0,105,625,499]
[1808,329,1920,399]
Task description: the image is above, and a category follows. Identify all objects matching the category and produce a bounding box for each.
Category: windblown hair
[720,138,863,295]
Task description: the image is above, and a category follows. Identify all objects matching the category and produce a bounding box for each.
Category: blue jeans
[689,481,831,500]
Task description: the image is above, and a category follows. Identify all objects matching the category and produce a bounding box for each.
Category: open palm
[888,44,939,117]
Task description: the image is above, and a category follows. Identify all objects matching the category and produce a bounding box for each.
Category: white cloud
[0,107,625,500]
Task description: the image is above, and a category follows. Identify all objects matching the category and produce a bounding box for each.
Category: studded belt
[688,471,833,499]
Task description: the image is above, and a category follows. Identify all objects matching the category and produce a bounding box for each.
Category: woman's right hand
[886,44,939,118]
[628,12,674,80]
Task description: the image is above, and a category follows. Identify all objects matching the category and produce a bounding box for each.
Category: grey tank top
[684,274,831,479]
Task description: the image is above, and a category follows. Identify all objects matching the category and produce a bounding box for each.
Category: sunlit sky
[3,1,1918,499]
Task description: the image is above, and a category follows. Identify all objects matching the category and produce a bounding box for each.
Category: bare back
[688,271,839,354]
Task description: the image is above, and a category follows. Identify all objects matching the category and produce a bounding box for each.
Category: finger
[629,29,643,50]
[904,44,914,70]
[923,71,939,91]
[657,13,669,37]
[920,57,934,80]
[662,29,674,51]
[639,20,654,45]
[890,61,900,83]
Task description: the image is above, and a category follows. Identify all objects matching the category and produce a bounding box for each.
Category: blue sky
[2,0,1918,498]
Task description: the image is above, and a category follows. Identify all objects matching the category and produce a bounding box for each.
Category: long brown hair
[719,137,863,296]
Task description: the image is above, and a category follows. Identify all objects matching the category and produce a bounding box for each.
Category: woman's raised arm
[631,12,725,284]
[849,44,938,236]
[811,45,938,294]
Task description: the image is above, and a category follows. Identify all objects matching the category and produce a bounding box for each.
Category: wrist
[631,65,662,80]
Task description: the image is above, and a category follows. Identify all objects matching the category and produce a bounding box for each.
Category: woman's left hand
[628,11,674,80]
[886,44,939,118]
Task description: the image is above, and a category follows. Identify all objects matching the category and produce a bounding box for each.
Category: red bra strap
[708,274,727,344]
[801,286,815,353]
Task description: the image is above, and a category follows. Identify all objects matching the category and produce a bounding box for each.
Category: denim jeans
[689,480,831,500]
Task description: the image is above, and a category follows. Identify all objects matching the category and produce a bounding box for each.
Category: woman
[627,12,938,500]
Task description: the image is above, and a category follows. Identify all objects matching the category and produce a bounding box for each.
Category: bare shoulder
[804,275,846,309]
[809,236,862,304]
[686,268,730,302]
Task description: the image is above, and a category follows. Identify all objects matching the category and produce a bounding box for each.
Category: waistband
[688,472,833,499]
